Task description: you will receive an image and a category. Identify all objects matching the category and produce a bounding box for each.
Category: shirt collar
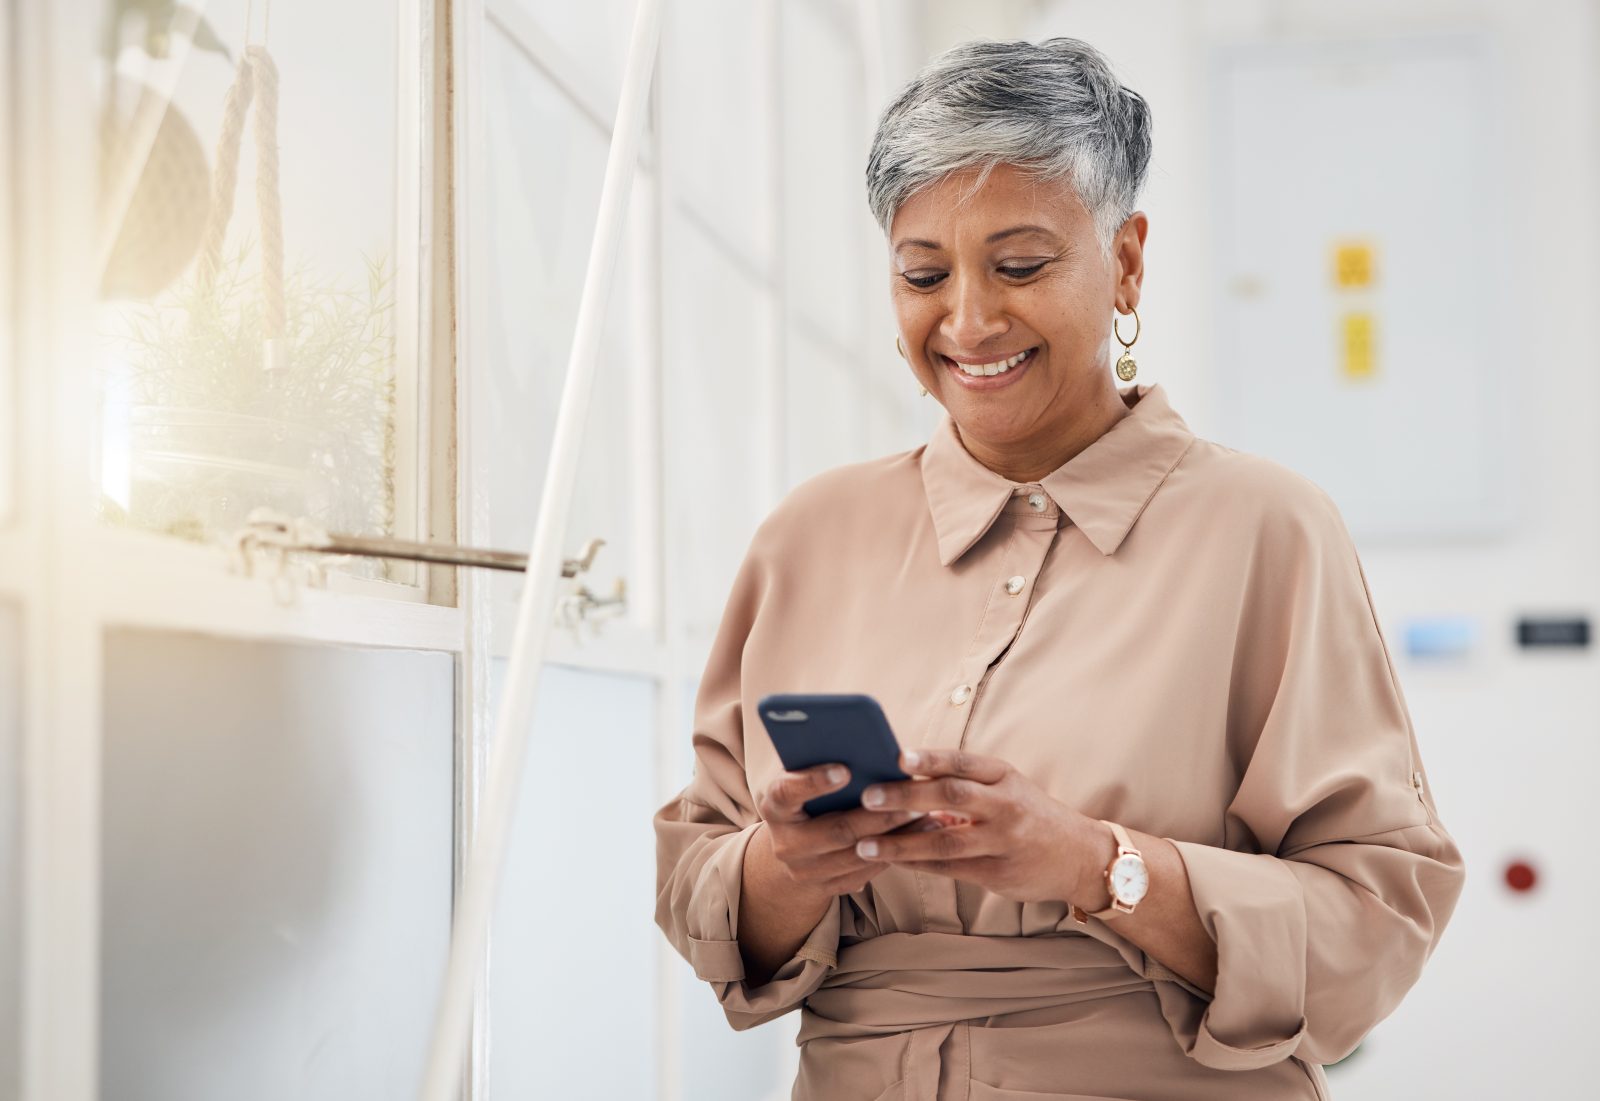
[919,382,1196,566]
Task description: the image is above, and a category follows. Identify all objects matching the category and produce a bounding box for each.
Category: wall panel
[100,631,453,1100]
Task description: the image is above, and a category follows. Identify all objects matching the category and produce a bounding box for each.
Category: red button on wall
[1504,860,1538,893]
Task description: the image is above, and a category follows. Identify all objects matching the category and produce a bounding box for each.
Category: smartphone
[756,693,941,832]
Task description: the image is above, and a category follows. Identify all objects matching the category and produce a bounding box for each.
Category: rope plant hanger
[198,0,288,372]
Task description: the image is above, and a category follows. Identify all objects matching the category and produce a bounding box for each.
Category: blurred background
[1,0,1594,1098]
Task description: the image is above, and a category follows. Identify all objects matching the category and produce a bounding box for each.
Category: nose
[940,272,1010,352]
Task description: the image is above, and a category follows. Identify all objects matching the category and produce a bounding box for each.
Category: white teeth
[955,349,1031,376]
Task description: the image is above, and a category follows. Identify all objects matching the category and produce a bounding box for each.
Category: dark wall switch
[1516,616,1590,649]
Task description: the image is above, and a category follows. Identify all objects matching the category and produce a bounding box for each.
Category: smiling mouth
[940,347,1038,378]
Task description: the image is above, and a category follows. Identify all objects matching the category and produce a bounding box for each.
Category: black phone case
[756,693,911,816]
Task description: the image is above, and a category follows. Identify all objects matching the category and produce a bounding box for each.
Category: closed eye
[998,262,1047,279]
[902,260,1048,289]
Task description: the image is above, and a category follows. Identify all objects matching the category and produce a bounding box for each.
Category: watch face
[1110,854,1149,905]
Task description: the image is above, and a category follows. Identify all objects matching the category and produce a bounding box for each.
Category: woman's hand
[754,763,937,901]
[851,748,1103,905]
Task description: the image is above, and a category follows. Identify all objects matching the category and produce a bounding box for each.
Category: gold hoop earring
[1113,306,1140,382]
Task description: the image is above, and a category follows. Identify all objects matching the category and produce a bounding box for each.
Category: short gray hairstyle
[865,37,1152,257]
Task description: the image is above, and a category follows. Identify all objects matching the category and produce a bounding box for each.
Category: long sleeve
[1142,477,1466,1071]
[651,520,843,1031]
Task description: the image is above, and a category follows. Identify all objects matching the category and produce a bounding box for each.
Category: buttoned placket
[914,484,1063,936]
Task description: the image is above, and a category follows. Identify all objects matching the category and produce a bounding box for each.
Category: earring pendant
[1113,306,1141,382]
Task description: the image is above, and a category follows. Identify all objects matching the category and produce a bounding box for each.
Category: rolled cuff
[1155,839,1310,1071]
[683,820,843,1029]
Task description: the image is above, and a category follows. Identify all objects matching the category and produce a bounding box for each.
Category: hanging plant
[98,36,400,580]
[106,233,397,555]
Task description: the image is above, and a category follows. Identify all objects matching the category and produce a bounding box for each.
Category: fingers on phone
[774,764,846,814]
[798,763,844,790]
[888,813,943,834]
[876,809,925,834]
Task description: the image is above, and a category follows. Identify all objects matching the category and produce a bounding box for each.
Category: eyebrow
[893,224,1061,254]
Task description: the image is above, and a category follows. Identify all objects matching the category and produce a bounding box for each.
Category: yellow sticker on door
[1333,240,1377,289]
[1341,311,1377,379]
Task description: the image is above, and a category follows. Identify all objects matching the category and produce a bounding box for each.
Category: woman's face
[888,162,1147,455]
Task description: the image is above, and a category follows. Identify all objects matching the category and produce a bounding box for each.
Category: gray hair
[865,37,1152,257]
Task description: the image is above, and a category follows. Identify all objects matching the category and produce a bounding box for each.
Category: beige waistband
[795,930,1154,1045]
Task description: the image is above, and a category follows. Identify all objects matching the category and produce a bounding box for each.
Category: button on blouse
[652,382,1465,1100]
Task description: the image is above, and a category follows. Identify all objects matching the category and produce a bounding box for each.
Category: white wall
[486,662,658,1100]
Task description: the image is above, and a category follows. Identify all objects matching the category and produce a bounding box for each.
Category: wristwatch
[1070,820,1149,923]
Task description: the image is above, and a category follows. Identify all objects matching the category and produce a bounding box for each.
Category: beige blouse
[653,381,1465,1101]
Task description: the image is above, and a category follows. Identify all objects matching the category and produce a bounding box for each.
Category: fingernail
[828,766,847,784]
[903,751,921,769]
[862,787,884,807]
[857,840,878,858]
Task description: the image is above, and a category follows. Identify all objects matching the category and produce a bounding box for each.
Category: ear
[1113,211,1149,312]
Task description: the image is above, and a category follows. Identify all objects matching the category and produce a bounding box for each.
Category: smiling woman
[653,35,1464,1101]
[869,34,1152,487]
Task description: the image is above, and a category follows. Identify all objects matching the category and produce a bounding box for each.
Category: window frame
[0,0,13,531]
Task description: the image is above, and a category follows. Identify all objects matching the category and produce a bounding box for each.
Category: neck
[957,383,1135,484]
